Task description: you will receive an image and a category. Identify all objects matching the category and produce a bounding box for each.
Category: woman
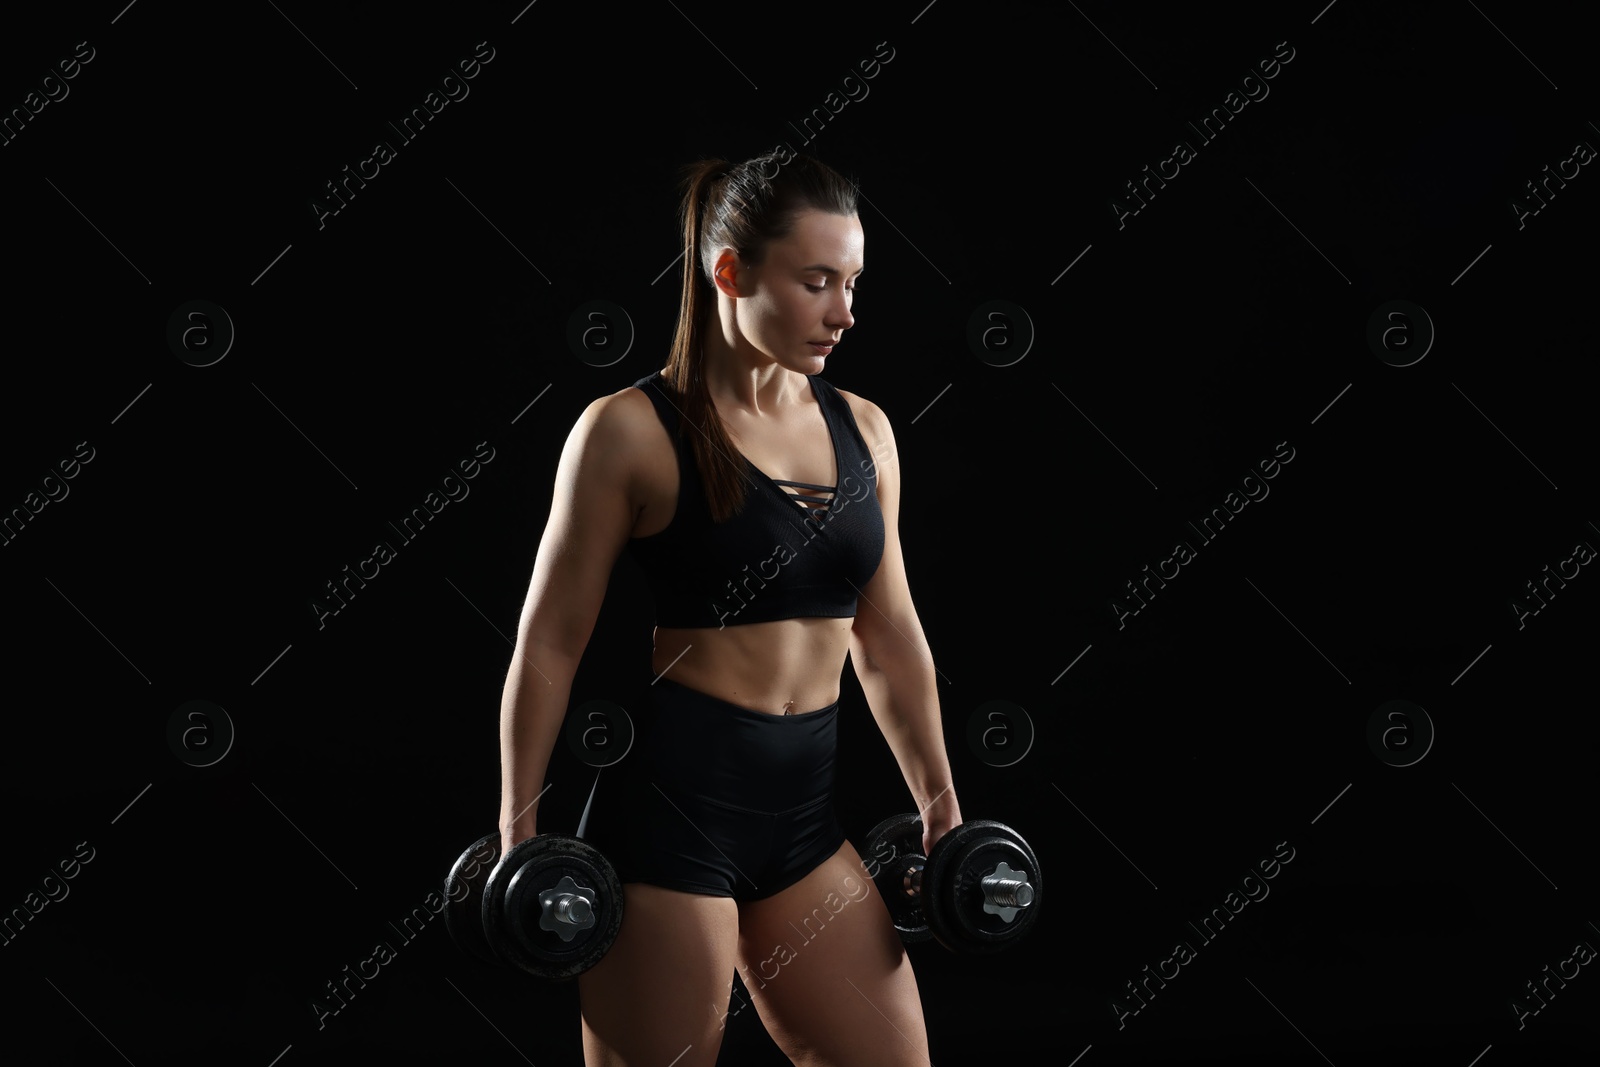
[498,152,961,1066]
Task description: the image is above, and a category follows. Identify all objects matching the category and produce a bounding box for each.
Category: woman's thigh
[578,882,741,1067]
[734,840,930,1067]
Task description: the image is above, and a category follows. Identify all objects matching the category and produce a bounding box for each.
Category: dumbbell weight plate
[443,833,502,966]
[923,820,1042,955]
[861,812,933,942]
[481,834,624,981]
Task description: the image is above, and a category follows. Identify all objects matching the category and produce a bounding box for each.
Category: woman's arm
[497,646,578,846]
[843,395,963,855]
[499,392,644,849]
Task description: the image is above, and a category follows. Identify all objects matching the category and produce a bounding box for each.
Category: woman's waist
[650,619,851,712]
[650,673,841,721]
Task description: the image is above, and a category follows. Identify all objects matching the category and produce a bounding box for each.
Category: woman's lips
[807,342,834,354]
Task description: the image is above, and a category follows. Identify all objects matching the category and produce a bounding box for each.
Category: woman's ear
[711,248,743,298]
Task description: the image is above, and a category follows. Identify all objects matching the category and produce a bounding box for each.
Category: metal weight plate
[443,833,502,966]
[482,833,625,981]
[923,820,1042,954]
[861,812,933,943]
[942,834,1041,950]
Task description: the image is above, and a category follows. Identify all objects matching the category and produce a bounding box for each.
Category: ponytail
[662,159,754,523]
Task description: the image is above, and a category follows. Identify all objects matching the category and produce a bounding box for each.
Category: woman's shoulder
[552,374,668,460]
[551,379,677,498]
[588,375,671,440]
[826,382,888,441]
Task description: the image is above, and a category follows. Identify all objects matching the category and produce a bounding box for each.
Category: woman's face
[725,209,864,373]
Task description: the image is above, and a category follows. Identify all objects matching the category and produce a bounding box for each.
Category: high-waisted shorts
[592,677,849,902]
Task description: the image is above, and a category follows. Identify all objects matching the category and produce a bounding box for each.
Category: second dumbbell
[443,831,625,981]
[862,813,1042,955]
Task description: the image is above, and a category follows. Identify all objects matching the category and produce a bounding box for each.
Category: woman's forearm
[857,657,956,814]
[498,641,579,840]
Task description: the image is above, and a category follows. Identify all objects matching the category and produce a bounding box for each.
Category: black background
[1,1,1595,1064]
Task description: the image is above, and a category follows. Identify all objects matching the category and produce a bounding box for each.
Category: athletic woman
[499,152,960,1066]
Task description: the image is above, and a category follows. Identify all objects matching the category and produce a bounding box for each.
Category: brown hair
[660,152,859,523]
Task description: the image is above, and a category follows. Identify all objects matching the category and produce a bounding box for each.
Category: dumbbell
[862,813,1041,954]
[443,829,624,981]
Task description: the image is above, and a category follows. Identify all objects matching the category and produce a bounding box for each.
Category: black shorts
[592,677,849,902]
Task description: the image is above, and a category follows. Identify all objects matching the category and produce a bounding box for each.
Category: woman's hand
[499,816,538,857]
[920,789,962,857]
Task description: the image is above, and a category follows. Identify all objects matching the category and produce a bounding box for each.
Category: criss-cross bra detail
[768,478,837,519]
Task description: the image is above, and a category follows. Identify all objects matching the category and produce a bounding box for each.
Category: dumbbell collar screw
[538,875,597,942]
[981,861,1034,923]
